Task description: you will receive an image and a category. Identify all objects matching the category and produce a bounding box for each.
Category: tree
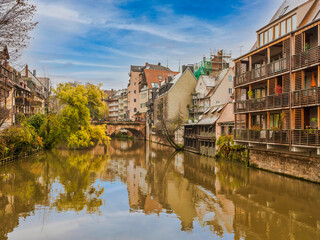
[54,82,110,149]
[0,0,38,62]
[0,106,10,128]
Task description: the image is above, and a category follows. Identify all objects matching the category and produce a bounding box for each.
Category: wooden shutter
[269,78,275,95]
[295,108,302,129]
[283,38,291,58]
[283,74,290,92]
[295,33,302,54]
[295,71,302,91]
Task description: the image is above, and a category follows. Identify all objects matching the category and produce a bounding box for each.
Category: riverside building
[234,0,320,157]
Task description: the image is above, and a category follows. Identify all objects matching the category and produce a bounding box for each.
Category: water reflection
[0,140,319,240]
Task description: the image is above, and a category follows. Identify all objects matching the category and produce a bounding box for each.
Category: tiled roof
[144,69,179,89]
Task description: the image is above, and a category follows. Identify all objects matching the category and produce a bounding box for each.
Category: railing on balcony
[267,58,288,76]
[292,129,320,146]
[234,129,290,145]
[234,92,289,113]
[292,46,320,70]
[235,58,289,87]
[292,87,320,107]
[267,92,289,108]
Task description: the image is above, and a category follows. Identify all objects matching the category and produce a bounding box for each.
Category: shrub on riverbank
[0,83,111,158]
[216,135,248,164]
[0,123,43,158]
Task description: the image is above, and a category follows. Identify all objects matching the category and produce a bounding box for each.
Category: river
[0,140,319,240]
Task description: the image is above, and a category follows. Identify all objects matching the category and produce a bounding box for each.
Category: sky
[23,0,283,90]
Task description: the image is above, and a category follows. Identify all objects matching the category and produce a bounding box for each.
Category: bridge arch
[104,122,146,139]
[109,127,144,139]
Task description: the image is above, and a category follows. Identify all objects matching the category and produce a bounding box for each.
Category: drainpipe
[289,32,293,153]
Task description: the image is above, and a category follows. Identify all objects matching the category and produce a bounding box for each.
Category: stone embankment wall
[250,149,320,183]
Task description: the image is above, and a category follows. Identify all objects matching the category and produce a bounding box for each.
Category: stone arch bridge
[95,122,146,139]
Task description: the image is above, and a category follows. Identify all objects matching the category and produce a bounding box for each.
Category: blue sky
[23,0,282,89]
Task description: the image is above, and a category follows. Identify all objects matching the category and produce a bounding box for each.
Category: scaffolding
[194,49,232,80]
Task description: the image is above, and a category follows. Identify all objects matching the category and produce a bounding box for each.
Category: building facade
[234,0,320,156]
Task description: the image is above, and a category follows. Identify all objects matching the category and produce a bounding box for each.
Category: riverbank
[145,136,320,184]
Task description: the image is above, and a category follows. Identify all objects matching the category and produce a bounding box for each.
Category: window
[134,108,137,112]
[216,101,220,105]
[228,76,233,82]
[134,90,136,94]
[158,76,162,80]
[264,31,268,44]
[259,33,263,46]
[292,14,297,30]
[275,25,279,39]
[228,88,233,94]
[134,82,136,85]
[270,114,280,128]
[286,17,292,33]
[281,21,286,36]
[151,82,159,88]
[134,99,136,102]
[279,6,288,17]
[268,28,273,42]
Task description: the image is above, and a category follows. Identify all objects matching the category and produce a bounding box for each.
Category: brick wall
[250,149,320,183]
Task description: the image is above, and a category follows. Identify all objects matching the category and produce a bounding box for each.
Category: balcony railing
[292,129,320,146]
[235,129,320,146]
[292,46,320,70]
[235,58,288,87]
[234,92,289,113]
[234,129,290,145]
[292,87,320,107]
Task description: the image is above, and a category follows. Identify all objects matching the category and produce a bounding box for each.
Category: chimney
[145,62,149,66]
[158,62,161,66]
[33,69,36,77]
[26,65,28,77]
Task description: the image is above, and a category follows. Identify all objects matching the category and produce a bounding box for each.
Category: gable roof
[199,75,215,88]
[269,0,309,24]
[206,68,230,98]
[196,104,227,125]
[144,69,179,89]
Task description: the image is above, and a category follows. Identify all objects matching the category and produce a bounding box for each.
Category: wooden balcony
[234,129,290,145]
[292,129,320,146]
[235,129,320,147]
[292,87,320,107]
[234,58,289,87]
[234,92,289,113]
[292,46,320,70]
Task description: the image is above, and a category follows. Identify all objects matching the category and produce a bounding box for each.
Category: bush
[1,125,42,156]
[27,113,45,133]
[216,135,247,163]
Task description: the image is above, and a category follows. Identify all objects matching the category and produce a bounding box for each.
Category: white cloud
[37,2,91,24]
[40,59,127,69]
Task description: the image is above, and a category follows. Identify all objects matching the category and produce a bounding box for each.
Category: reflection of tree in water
[0,146,110,239]
[45,150,109,213]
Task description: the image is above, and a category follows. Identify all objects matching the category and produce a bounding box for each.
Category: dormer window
[280,6,288,17]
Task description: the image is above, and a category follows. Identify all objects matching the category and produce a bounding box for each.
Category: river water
[0,140,319,240]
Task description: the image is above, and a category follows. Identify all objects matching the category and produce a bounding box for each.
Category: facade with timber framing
[234,0,320,155]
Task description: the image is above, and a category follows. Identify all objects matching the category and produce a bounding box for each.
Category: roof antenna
[239,45,244,56]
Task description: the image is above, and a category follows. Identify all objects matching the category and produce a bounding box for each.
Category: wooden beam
[318,106,320,130]
[249,113,252,129]
[267,112,270,129]
[318,65,320,86]
[292,109,295,130]
[267,48,271,64]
